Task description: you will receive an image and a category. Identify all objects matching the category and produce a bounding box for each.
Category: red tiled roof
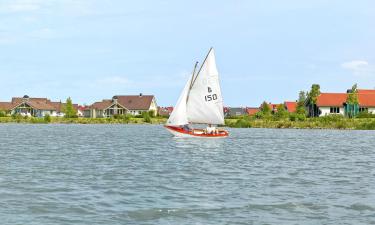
[246,107,259,115]
[358,89,375,94]
[316,93,348,107]
[358,94,375,107]
[284,101,297,113]
[316,92,375,107]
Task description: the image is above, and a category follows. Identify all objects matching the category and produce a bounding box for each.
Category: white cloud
[1,0,42,12]
[341,60,369,70]
[341,60,373,77]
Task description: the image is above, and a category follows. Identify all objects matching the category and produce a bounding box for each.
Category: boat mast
[186,61,199,103]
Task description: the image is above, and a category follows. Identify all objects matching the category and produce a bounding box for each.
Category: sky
[0,0,374,106]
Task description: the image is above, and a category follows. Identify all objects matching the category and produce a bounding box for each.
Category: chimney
[139,93,143,97]
[23,95,29,102]
[112,96,118,104]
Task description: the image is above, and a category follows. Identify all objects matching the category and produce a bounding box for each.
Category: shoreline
[2,116,375,130]
[0,117,168,125]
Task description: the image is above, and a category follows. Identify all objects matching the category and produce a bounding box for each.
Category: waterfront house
[0,95,78,117]
[306,91,375,117]
[88,94,158,118]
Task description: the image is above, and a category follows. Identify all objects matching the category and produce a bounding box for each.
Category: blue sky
[0,0,374,106]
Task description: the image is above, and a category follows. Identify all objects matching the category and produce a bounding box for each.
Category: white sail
[186,49,225,125]
[166,74,193,126]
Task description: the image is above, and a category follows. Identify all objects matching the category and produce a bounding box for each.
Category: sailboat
[164,48,229,138]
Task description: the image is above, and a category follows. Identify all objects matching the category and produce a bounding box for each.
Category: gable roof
[90,95,155,111]
[116,95,155,110]
[90,100,113,110]
[1,97,78,111]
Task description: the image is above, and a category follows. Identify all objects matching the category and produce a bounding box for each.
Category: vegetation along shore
[2,110,375,130]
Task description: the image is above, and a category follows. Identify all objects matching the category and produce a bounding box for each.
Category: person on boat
[181,124,191,131]
[206,124,216,134]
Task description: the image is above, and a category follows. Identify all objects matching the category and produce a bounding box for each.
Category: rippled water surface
[0,124,374,224]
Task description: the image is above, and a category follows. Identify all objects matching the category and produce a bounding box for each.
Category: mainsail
[167,48,225,126]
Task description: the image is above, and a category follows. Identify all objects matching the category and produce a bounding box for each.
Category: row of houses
[221,89,375,118]
[0,94,158,118]
[2,88,375,119]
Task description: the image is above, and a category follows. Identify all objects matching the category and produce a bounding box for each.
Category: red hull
[164,125,229,138]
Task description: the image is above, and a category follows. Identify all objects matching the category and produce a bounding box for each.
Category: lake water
[0,124,374,225]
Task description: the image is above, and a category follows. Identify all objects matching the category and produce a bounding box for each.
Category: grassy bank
[225,116,375,130]
[0,116,167,124]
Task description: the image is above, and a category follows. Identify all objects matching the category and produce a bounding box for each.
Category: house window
[359,107,368,112]
[330,107,340,113]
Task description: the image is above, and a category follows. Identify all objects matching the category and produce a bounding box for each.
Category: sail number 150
[205,94,217,102]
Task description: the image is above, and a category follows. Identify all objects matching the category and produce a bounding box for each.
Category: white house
[88,94,158,118]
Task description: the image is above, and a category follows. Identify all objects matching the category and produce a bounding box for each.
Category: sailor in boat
[206,124,217,135]
[181,124,191,132]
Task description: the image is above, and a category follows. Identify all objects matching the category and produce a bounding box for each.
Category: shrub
[148,110,156,118]
[44,114,51,123]
[356,111,375,118]
[0,110,7,117]
[355,120,375,130]
[142,111,151,123]
[234,119,251,128]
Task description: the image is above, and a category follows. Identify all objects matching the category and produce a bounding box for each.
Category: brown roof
[90,100,113,110]
[0,102,13,110]
[91,95,155,110]
[1,97,78,111]
[116,95,154,110]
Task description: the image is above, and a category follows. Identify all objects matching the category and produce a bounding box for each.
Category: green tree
[296,91,307,115]
[260,101,271,115]
[347,84,359,104]
[308,84,320,117]
[275,104,289,119]
[346,84,359,118]
[63,97,77,118]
